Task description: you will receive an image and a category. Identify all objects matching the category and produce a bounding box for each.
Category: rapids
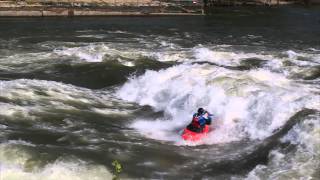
[0,7,319,179]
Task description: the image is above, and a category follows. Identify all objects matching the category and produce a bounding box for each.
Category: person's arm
[198,117,207,127]
[204,112,213,125]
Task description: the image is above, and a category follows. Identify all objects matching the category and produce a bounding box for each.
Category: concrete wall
[0,0,319,17]
[0,10,42,16]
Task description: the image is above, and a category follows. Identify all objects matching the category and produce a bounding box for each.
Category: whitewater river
[0,7,319,179]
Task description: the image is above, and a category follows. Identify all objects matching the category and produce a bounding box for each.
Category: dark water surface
[0,6,319,179]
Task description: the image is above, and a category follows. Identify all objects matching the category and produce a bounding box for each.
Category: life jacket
[191,114,201,129]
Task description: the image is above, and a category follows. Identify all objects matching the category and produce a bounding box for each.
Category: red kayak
[181,125,209,142]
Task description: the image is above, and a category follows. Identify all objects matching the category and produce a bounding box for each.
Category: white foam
[54,43,109,62]
[0,158,113,180]
[107,30,131,34]
[0,79,135,123]
[0,143,113,180]
[308,48,320,52]
[92,107,135,116]
[76,34,106,39]
[246,117,320,180]
[247,70,290,87]
[153,46,319,76]
[130,118,182,142]
[53,43,154,67]
[285,50,299,59]
[117,62,319,145]
[192,47,273,66]
[0,102,36,121]
[153,51,190,62]
[0,52,56,73]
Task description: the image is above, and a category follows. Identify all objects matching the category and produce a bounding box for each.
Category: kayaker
[186,108,213,133]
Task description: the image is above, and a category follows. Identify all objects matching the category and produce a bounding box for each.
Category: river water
[0,7,319,179]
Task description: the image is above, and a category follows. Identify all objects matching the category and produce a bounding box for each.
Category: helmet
[197,108,204,115]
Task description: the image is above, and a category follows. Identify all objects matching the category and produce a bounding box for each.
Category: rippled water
[0,7,320,179]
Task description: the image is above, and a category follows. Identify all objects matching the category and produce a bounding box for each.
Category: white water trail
[0,79,136,123]
[117,52,320,145]
[0,142,113,180]
[53,43,111,62]
[245,116,320,180]
[53,43,150,66]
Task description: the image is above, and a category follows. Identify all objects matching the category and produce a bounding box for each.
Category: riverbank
[0,0,319,16]
[0,7,203,16]
[0,0,204,16]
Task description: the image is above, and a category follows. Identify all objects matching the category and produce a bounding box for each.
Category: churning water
[0,7,319,179]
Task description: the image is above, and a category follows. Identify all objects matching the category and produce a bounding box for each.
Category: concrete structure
[0,0,319,16]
